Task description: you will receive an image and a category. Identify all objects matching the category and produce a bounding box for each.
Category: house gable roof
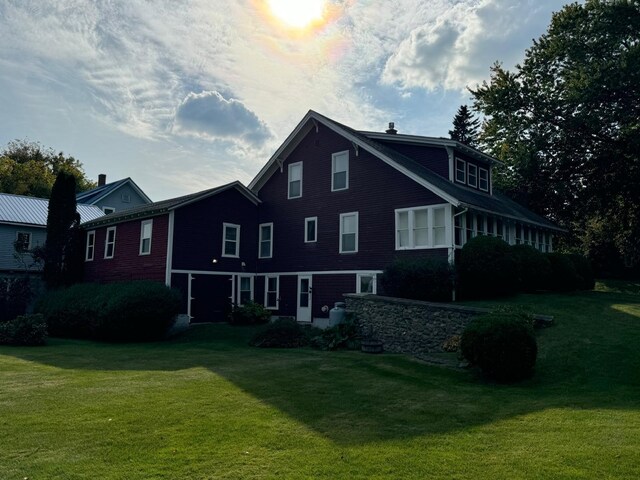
[81,181,260,229]
[249,110,564,232]
[0,193,105,227]
[76,177,152,205]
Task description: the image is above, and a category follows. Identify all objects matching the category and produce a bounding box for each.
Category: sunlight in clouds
[266,0,326,29]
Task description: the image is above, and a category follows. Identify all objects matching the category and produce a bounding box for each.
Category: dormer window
[288,162,302,199]
[455,158,466,183]
[479,168,489,191]
[467,164,478,188]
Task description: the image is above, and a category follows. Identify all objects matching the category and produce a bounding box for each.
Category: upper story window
[104,227,116,259]
[139,220,153,255]
[455,158,466,183]
[331,151,349,191]
[103,207,115,215]
[467,164,478,188]
[288,162,302,199]
[305,217,317,243]
[259,223,273,259]
[339,212,358,253]
[479,168,489,191]
[396,205,449,249]
[85,230,95,261]
[222,223,240,258]
[15,232,31,253]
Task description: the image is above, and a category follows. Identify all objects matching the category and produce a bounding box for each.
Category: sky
[0,0,568,201]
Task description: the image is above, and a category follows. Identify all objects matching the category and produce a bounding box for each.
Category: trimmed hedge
[510,244,553,293]
[0,314,47,346]
[546,253,581,292]
[250,318,310,348]
[229,301,272,325]
[460,312,537,382]
[567,254,595,290]
[381,258,454,302]
[0,277,31,323]
[36,281,181,342]
[457,236,518,299]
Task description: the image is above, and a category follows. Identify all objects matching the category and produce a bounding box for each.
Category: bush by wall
[510,244,553,293]
[228,301,272,325]
[36,281,181,342]
[0,277,32,323]
[310,313,360,351]
[0,314,47,346]
[567,254,595,290]
[546,253,581,292]
[381,258,454,302]
[457,236,518,299]
[250,318,311,348]
[460,312,537,382]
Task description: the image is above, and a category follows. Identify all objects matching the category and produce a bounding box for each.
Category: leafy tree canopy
[0,140,96,198]
[449,105,480,147]
[471,0,640,271]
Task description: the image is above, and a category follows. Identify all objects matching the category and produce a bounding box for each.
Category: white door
[297,275,312,323]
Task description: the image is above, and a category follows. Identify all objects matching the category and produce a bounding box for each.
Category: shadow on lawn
[3,289,640,446]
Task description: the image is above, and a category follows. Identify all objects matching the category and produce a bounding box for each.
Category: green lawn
[1,281,639,479]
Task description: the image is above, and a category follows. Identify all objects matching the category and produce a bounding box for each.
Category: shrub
[250,318,310,348]
[310,313,360,351]
[36,281,181,342]
[228,301,272,325]
[510,244,553,293]
[0,314,47,346]
[567,254,595,290]
[546,253,580,292]
[381,258,454,302]
[457,236,518,299]
[460,312,537,382]
[0,277,32,323]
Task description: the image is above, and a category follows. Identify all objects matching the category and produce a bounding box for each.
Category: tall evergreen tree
[449,105,480,147]
[44,172,80,288]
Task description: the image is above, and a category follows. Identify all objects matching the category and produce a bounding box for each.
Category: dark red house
[83,110,564,323]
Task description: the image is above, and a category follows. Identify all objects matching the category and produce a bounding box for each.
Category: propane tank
[329,302,346,325]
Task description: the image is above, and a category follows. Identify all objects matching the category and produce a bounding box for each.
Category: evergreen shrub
[567,254,596,290]
[228,301,272,325]
[381,258,454,302]
[0,314,47,346]
[250,318,310,348]
[546,253,581,292]
[510,244,553,293]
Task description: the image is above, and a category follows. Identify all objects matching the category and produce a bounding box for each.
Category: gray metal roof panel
[0,193,105,226]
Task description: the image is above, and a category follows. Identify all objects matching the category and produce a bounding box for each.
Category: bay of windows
[395,205,448,250]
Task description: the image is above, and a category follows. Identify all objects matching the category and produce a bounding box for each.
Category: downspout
[451,208,468,302]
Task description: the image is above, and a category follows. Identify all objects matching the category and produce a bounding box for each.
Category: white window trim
[15,231,31,252]
[102,206,115,214]
[104,227,116,259]
[258,222,273,259]
[85,230,95,261]
[479,167,489,191]
[238,276,254,306]
[139,219,153,256]
[331,150,349,192]
[288,161,303,199]
[356,273,377,295]
[222,223,240,258]
[264,275,279,310]
[395,204,451,250]
[467,164,478,188]
[455,158,466,183]
[339,211,359,254]
[305,217,318,243]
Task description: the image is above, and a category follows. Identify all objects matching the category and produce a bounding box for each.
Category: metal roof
[76,177,152,204]
[0,193,105,227]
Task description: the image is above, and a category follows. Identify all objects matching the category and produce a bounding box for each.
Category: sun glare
[266,0,326,29]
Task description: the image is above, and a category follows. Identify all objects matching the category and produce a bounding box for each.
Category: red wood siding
[84,214,169,283]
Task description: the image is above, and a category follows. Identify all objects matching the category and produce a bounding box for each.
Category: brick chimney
[385,122,397,134]
[98,174,106,186]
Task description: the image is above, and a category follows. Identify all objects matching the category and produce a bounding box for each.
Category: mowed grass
[1,280,639,479]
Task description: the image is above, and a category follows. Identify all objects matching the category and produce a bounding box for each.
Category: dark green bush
[381,258,454,302]
[36,281,181,342]
[457,236,518,299]
[310,313,360,351]
[567,254,595,290]
[546,253,581,292]
[510,244,553,293]
[0,314,47,346]
[228,301,272,325]
[460,312,537,382]
[0,277,32,323]
[250,318,310,348]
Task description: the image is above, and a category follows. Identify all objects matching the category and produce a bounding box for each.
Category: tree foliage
[471,0,640,271]
[0,140,95,198]
[449,105,480,147]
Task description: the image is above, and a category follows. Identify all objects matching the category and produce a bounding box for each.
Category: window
[104,227,116,259]
[339,212,358,253]
[139,220,153,255]
[121,194,131,203]
[395,205,449,249]
[15,232,31,253]
[467,164,478,188]
[479,168,489,191]
[288,162,302,199]
[103,207,115,214]
[357,274,376,294]
[85,230,95,261]
[259,223,273,259]
[465,211,475,240]
[305,217,317,243]
[454,212,464,247]
[455,158,466,183]
[222,223,240,258]
[264,276,279,309]
[239,276,253,306]
[496,219,504,239]
[331,151,349,191]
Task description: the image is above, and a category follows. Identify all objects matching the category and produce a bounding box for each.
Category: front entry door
[297,275,312,323]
